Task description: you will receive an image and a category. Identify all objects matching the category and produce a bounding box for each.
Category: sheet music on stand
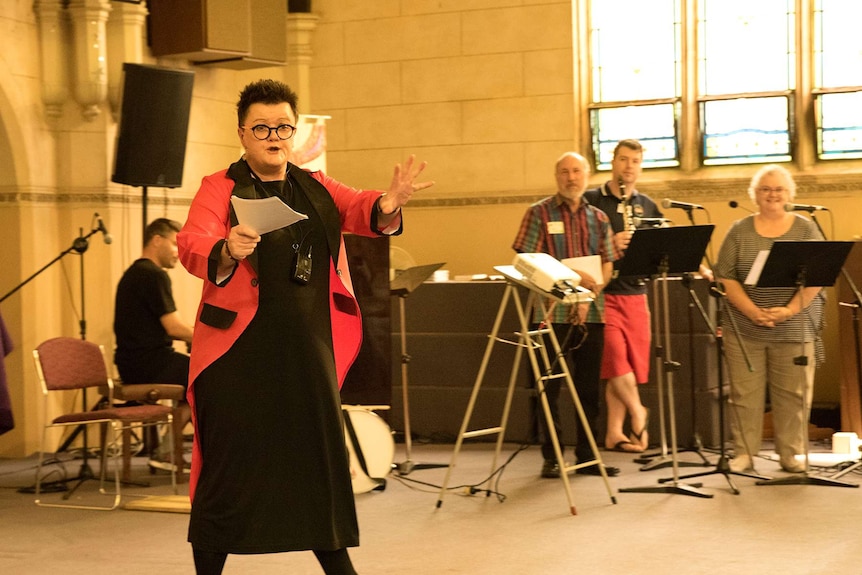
[747,240,854,288]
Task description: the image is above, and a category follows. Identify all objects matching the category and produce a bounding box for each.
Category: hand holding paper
[230,195,308,235]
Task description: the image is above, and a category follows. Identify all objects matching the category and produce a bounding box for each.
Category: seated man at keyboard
[114,218,193,471]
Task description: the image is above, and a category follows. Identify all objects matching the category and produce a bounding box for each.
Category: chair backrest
[34,337,110,393]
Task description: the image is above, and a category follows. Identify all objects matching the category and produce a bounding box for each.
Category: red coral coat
[178,162,399,499]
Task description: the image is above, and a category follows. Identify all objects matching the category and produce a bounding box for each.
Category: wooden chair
[32,337,177,510]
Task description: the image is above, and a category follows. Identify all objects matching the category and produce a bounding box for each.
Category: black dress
[188,174,359,554]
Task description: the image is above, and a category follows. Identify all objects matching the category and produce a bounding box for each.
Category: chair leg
[173,403,190,484]
[35,421,121,511]
[122,427,132,483]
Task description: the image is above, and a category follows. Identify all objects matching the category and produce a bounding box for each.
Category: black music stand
[749,240,858,488]
[617,225,716,498]
[391,262,447,475]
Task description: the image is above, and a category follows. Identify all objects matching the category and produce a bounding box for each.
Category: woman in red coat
[178,79,432,575]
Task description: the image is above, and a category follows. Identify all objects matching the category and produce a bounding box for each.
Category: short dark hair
[236,79,299,126]
[144,218,181,247]
[613,139,643,158]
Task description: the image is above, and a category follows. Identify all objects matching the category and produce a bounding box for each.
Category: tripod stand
[748,240,857,488]
[1,217,111,496]
[390,262,448,475]
[616,224,715,498]
[659,281,770,493]
[678,274,713,463]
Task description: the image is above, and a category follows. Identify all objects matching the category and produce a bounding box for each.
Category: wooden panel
[387,277,723,447]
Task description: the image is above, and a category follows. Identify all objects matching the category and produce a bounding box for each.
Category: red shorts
[601,293,651,383]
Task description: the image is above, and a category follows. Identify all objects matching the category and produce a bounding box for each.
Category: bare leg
[605,372,649,450]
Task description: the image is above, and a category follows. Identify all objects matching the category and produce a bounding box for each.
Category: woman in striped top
[714,164,825,474]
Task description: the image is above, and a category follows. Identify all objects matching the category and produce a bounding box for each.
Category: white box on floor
[832,432,860,454]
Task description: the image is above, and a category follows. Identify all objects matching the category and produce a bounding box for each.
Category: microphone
[632,217,671,227]
[662,198,704,211]
[784,202,828,213]
[95,213,113,244]
[729,200,754,213]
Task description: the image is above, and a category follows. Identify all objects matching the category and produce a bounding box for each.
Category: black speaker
[111,63,194,188]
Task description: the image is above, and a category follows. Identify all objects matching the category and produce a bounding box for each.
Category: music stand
[749,240,859,488]
[391,262,447,475]
[617,225,716,498]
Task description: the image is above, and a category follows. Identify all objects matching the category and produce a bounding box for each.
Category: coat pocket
[199,303,237,329]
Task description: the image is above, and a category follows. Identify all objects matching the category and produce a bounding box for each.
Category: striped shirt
[714,214,826,350]
[512,194,616,324]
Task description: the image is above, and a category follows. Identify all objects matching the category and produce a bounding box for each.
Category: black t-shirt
[113,258,178,374]
[583,182,662,295]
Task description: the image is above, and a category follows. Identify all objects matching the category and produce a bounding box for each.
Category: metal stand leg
[636,278,709,471]
[394,294,447,475]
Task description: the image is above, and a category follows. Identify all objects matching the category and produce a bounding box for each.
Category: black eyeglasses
[244,124,297,140]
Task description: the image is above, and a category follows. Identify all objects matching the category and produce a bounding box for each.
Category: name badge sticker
[546,221,564,235]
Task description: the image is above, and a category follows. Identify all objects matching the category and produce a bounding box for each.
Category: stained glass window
[814,0,862,160]
[589,0,680,169]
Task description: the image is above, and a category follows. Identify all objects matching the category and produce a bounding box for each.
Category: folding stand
[435,265,616,515]
[747,240,858,488]
[390,262,447,475]
[615,225,715,498]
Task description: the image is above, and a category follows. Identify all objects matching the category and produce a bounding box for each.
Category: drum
[342,406,395,494]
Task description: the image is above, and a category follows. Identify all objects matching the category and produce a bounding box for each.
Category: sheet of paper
[561,255,604,286]
[744,249,770,285]
[230,196,308,235]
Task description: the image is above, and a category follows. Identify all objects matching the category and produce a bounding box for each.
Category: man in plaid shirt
[512,152,618,478]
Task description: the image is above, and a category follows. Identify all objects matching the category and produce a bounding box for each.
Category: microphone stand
[677,207,712,464]
[2,221,107,496]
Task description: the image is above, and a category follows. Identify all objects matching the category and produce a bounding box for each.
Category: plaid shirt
[512,194,616,324]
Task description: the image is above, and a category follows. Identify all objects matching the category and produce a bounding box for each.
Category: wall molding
[0,171,856,210]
